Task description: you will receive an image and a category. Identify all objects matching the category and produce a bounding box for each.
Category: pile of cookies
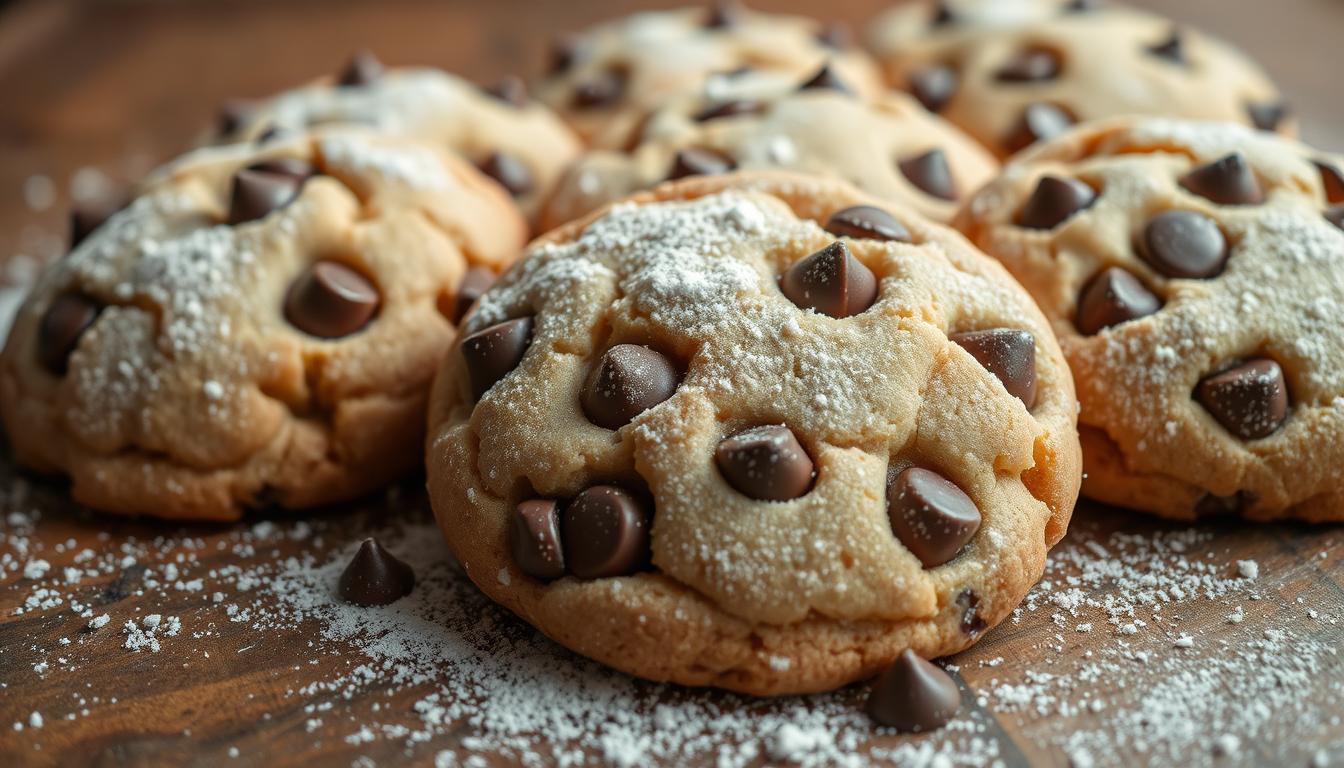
[3,0,1341,734]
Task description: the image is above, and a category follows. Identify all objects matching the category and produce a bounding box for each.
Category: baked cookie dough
[955,117,1344,521]
[214,53,581,227]
[0,129,527,521]
[869,0,1291,159]
[427,172,1081,694]
[539,70,998,230]
[534,2,885,149]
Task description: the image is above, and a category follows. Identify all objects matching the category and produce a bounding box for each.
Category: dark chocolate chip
[485,75,529,108]
[1196,359,1288,440]
[511,500,565,580]
[1247,101,1288,132]
[1180,153,1263,206]
[931,2,955,26]
[995,48,1061,83]
[694,100,765,122]
[824,205,912,243]
[573,69,627,109]
[1147,28,1186,65]
[667,148,736,180]
[1139,210,1228,278]
[478,152,534,198]
[1314,160,1344,204]
[337,50,384,87]
[898,149,956,201]
[950,329,1038,408]
[227,168,307,225]
[1328,205,1344,231]
[886,467,981,568]
[217,99,254,137]
[956,588,986,636]
[70,197,127,248]
[582,344,679,430]
[780,241,878,318]
[704,0,742,29]
[284,261,380,339]
[461,317,534,400]
[716,425,814,501]
[908,65,958,113]
[548,38,577,75]
[1015,176,1096,229]
[1004,103,1075,154]
[817,21,852,49]
[1075,267,1161,335]
[562,486,652,579]
[866,649,961,732]
[337,538,415,606]
[37,293,99,376]
[452,266,496,324]
[798,64,851,95]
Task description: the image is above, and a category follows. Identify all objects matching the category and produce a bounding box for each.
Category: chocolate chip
[217,99,254,137]
[227,167,307,225]
[798,64,851,95]
[1314,160,1344,204]
[1196,359,1288,440]
[817,21,852,49]
[1075,267,1161,335]
[1004,103,1075,154]
[898,149,956,201]
[1139,210,1228,278]
[573,68,627,109]
[478,152,534,198]
[886,467,981,568]
[995,48,1061,83]
[284,261,380,339]
[716,425,814,501]
[1328,206,1344,231]
[1247,101,1288,132]
[667,148,735,180]
[1015,176,1096,229]
[703,0,742,29]
[866,649,961,732]
[956,588,986,636]
[337,50,384,87]
[485,75,529,108]
[931,2,955,26]
[337,538,415,606]
[950,329,1038,408]
[694,100,764,122]
[1147,28,1186,65]
[37,293,99,376]
[452,266,495,324]
[908,65,958,113]
[582,344,679,430]
[510,500,565,580]
[780,241,878,318]
[1180,153,1263,206]
[548,38,577,75]
[562,486,652,579]
[70,197,126,248]
[824,205,911,243]
[462,317,533,400]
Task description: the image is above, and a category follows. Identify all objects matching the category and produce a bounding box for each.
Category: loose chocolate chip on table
[817,21,852,49]
[956,588,986,636]
[1315,160,1344,204]
[337,538,415,606]
[452,266,496,324]
[337,50,384,87]
[667,148,736,180]
[995,48,1061,83]
[1015,176,1096,230]
[284,261,380,339]
[824,205,911,243]
[1180,153,1264,205]
[780,241,878,318]
[573,69,627,108]
[798,64,851,95]
[1140,210,1228,278]
[511,500,566,580]
[1004,103,1075,154]
[562,486,652,579]
[1328,206,1344,231]
[1196,359,1289,440]
[908,65,958,113]
[1146,28,1186,65]
[898,149,956,201]
[886,467,982,568]
[866,649,961,731]
[693,100,764,122]
[703,0,742,29]
[485,75,529,108]
[582,344,679,430]
[70,197,127,248]
[716,425,814,501]
[1075,267,1161,335]
[1246,101,1288,132]
[950,329,1038,408]
[227,167,308,225]
[478,152,534,198]
[37,293,100,376]
[461,316,534,400]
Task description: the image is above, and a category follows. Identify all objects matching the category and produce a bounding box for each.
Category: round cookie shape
[0,128,527,521]
[426,172,1080,694]
[868,0,1292,159]
[954,117,1344,522]
[540,75,998,230]
[212,58,581,228]
[534,2,886,150]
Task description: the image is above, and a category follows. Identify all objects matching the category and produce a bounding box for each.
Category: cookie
[0,129,527,520]
[539,70,999,230]
[213,53,581,227]
[534,2,885,149]
[426,172,1080,694]
[869,0,1292,159]
[954,117,1344,521]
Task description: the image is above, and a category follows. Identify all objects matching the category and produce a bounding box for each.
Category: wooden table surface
[1,2,1342,766]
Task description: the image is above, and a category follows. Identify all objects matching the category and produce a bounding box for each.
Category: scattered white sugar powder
[1236,560,1259,580]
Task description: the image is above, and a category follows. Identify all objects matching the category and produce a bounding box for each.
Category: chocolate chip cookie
[0,129,527,520]
[426,172,1081,694]
[955,117,1344,521]
[535,2,885,150]
[869,0,1291,159]
[539,69,998,230]
[214,54,581,227]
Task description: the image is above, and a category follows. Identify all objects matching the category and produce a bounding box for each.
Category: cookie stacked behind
[0,130,526,520]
